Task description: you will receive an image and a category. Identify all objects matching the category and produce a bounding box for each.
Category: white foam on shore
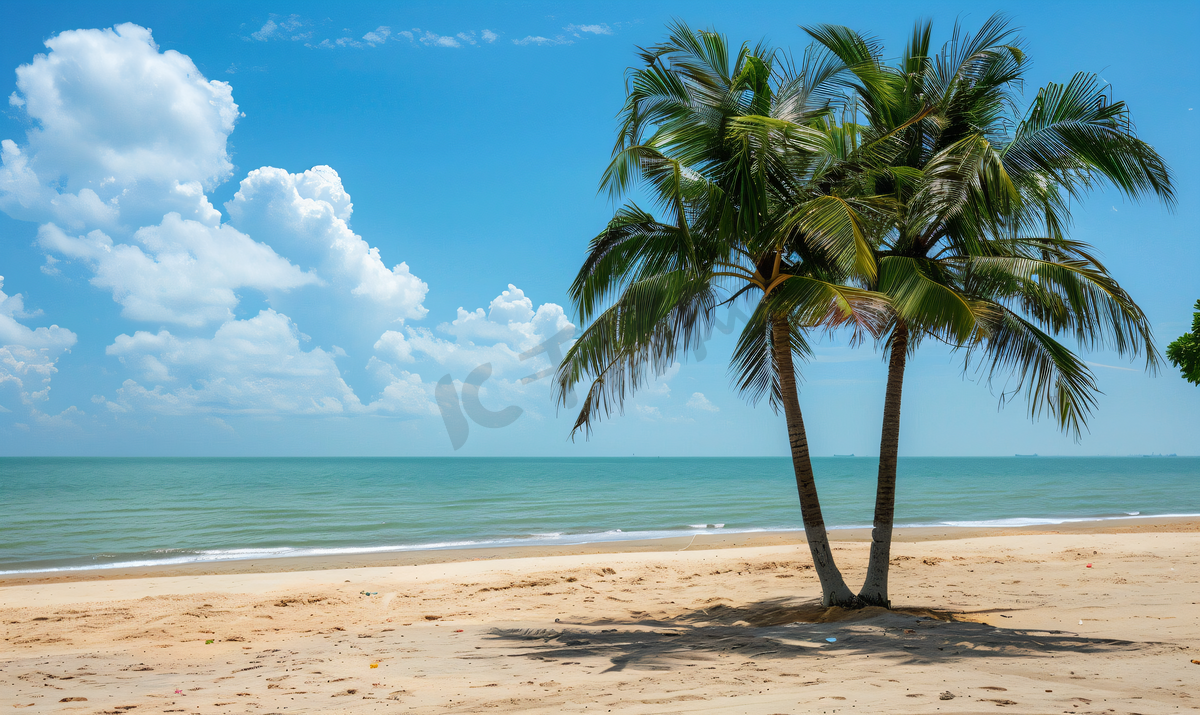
[3,512,1196,576]
[923,512,1200,528]
[0,526,768,575]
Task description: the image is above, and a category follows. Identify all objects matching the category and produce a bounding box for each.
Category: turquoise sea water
[1,457,1197,574]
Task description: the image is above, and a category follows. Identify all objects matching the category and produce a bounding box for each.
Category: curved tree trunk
[858,322,909,607]
[771,315,856,606]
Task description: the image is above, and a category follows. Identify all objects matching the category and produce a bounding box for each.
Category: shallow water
[1,456,1196,573]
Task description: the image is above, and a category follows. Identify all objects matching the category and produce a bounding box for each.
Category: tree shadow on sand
[487,597,1166,673]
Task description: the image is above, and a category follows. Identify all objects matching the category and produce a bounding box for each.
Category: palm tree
[554,23,889,606]
[1166,300,1200,385]
[802,16,1175,606]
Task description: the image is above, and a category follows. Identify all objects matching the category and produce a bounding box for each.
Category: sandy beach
[3,519,1198,714]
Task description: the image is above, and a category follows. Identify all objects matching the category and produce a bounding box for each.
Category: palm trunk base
[819,575,857,607]
[770,315,855,608]
[857,324,908,608]
[857,590,891,608]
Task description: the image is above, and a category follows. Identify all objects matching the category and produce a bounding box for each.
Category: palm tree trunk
[858,322,909,607]
[770,315,856,607]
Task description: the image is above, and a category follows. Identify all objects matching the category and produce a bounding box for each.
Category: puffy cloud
[364,357,436,416]
[104,309,362,415]
[38,215,317,327]
[400,285,572,379]
[0,24,238,231]
[366,285,575,426]
[481,30,499,43]
[0,139,119,230]
[102,309,437,418]
[0,24,449,425]
[686,391,719,412]
[374,330,414,364]
[0,277,77,410]
[225,166,428,320]
[0,281,77,355]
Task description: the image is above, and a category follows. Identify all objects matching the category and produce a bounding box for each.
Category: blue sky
[0,0,1196,456]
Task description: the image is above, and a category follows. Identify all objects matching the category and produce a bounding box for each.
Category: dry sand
[3,520,1199,714]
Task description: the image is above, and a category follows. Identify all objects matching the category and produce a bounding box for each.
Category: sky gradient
[0,0,1196,456]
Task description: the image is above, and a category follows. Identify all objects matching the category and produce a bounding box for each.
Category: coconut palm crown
[554,22,893,605]
[801,15,1175,605]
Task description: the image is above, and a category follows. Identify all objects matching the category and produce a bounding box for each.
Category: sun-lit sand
[3,519,1198,713]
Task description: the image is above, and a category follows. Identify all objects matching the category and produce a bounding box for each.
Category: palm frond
[556,272,717,438]
[968,305,1099,439]
[1003,72,1175,206]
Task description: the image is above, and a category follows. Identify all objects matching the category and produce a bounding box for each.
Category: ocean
[1,457,1197,575]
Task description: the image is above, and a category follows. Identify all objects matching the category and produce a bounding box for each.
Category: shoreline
[3,514,1196,587]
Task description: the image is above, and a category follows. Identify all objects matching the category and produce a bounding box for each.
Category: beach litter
[825,637,837,643]
[205,639,214,644]
[370,663,379,669]
[1191,659,1200,665]
[1086,563,1092,568]
[360,591,378,596]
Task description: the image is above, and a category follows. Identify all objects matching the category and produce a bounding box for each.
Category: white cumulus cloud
[0,23,443,425]
[367,285,575,421]
[0,277,77,411]
[104,309,362,415]
[225,166,428,320]
[364,357,436,416]
[37,216,317,327]
[103,309,436,418]
[0,24,238,232]
[400,285,572,378]
[686,391,719,412]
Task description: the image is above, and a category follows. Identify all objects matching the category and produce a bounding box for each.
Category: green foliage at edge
[1166,300,1200,385]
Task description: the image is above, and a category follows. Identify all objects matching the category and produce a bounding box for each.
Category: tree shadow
[487,597,1161,673]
